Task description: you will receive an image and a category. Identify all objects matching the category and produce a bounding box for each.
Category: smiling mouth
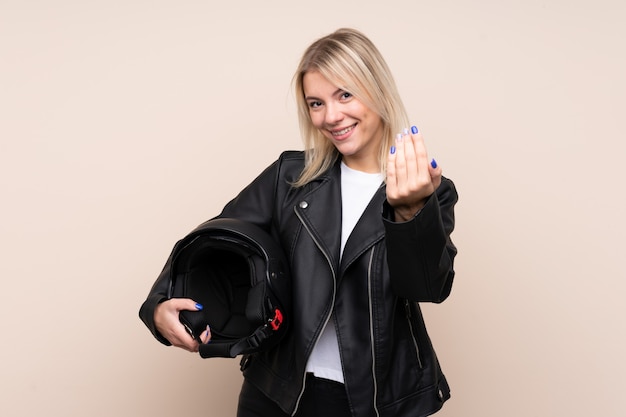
[331,124,356,136]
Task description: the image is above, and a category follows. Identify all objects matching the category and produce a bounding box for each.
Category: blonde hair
[292,28,409,187]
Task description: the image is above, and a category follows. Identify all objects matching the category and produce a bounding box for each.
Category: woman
[139,28,458,417]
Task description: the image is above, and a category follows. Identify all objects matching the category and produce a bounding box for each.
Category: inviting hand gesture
[386,126,442,221]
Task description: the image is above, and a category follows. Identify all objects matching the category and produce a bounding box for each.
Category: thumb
[172,297,204,312]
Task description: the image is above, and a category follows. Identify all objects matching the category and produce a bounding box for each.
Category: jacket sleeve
[138,250,176,345]
[382,177,458,303]
[138,152,297,344]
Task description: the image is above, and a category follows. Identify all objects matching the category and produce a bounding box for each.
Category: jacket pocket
[404,299,423,369]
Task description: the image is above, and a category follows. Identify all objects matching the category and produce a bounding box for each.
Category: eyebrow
[304,88,345,101]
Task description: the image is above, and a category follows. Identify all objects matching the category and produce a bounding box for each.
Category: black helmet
[167,218,290,358]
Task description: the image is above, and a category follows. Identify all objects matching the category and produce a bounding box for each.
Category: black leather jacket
[139,151,458,417]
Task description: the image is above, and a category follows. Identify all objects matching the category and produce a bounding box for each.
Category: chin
[333,144,357,157]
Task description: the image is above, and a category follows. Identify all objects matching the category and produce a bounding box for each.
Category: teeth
[333,125,354,136]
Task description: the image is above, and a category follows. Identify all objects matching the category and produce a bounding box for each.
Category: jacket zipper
[292,208,338,416]
[404,299,423,369]
[366,248,381,417]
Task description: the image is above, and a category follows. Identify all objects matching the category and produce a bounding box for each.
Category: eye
[340,91,353,101]
[308,100,322,109]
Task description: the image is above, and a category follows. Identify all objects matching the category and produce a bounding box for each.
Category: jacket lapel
[294,161,387,277]
[293,163,343,271]
[339,185,387,276]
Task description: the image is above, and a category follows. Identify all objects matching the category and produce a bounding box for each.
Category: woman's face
[303,71,384,173]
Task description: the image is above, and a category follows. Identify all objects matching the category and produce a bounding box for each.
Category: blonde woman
[140,28,458,417]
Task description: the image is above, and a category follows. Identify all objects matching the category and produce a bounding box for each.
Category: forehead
[302,71,344,96]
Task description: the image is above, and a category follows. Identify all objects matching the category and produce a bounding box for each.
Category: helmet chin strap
[198,307,284,358]
[198,324,273,358]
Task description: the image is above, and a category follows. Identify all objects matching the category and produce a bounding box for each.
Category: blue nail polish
[390,146,396,154]
[411,126,418,134]
[195,303,204,310]
[431,158,437,168]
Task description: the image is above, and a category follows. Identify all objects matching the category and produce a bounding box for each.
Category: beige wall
[1,0,624,416]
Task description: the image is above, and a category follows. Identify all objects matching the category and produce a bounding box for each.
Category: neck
[341,157,380,173]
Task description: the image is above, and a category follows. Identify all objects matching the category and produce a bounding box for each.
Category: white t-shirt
[305,162,383,383]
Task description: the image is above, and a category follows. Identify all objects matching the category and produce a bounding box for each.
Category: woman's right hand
[154,298,211,352]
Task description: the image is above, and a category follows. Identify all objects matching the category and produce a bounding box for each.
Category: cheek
[309,111,325,129]
[363,109,382,130]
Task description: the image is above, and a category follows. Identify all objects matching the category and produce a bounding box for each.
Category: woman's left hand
[386,127,442,221]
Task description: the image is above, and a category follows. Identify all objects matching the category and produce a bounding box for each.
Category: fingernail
[396,133,403,142]
[195,303,204,310]
[411,125,418,134]
[403,128,409,136]
[431,158,437,168]
[390,145,396,154]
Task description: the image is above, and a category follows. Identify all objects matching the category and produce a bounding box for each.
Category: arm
[138,152,297,348]
[383,177,458,302]
[384,127,458,302]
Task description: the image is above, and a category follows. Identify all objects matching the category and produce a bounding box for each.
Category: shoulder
[278,150,304,163]
[275,150,305,180]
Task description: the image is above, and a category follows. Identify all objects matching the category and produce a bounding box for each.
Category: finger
[170,297,204,312]
[155,298,203,352]
[410,131,430,184]
[163,321,199,352]
[176,332,200,352]
[393,132,408,189]
[175,299,205,350]
[402,128,419,189]
[199,325,212,344]
[429,158,443,189]
[387,140,397,181]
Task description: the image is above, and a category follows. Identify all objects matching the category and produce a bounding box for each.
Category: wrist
[393,202,425,222]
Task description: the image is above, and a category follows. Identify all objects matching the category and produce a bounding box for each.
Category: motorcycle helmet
[167,218,290,358]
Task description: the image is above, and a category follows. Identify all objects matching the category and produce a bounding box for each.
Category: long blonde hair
[292,28,409,187]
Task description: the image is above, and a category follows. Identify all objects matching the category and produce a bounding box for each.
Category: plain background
[1,0,625,416]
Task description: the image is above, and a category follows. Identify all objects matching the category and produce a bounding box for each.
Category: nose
[324,102,344,125]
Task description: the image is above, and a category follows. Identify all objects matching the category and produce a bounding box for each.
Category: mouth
[330,123,357,137]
